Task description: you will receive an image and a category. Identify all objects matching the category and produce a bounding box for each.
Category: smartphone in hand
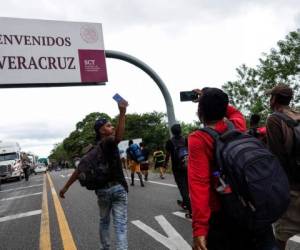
[113,93,127,103]
[180,91,198,102]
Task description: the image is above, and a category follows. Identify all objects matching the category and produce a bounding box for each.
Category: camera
[180,91,198,102]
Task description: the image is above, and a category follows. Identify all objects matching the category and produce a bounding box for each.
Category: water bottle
[212,171,232,194]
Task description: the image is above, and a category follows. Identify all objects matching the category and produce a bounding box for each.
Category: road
[0,169,192,250]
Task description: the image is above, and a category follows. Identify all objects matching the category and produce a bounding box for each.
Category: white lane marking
[0,210,41,223]
[132,215,191,250]
[59,173,72,178]
[0,192,42,201]
[172,212,192,222]
[32,178,43,182]
[0,184,43,193]
[0,179,40,189]
[147,180,177,187]
[125,177,177,187]
[289,235,300,243]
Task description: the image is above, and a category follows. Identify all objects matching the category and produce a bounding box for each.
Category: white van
[0,141,23,181]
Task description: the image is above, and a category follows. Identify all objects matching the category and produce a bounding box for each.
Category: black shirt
[165,135,187,172]
[141,147,150,161]
[79,137,128,192]
[102,137,128,192]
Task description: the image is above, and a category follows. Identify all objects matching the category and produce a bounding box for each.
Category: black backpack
[273,112,300,182]
[77,142,111,190]
[171,137,188,170]
[201,122,290,231]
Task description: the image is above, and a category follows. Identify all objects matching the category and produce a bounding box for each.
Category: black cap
[94,118,108,132]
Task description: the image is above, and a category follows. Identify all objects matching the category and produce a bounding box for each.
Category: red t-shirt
[188,105,247,237]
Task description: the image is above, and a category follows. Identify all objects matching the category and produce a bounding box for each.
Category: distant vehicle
[0,141,23,181]
[25,152,38,174]
[34,163,47,174]
[55,166,62,171]
[38,157,49,166]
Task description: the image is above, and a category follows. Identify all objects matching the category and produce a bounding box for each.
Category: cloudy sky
[0,0,299,157]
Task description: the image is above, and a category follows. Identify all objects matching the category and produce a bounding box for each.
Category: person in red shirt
[188,88,278,250]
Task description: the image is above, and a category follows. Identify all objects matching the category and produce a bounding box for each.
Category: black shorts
[140,161,149,171]
[154,162,165,169]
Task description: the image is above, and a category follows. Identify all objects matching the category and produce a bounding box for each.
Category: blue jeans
[96,184,128,250]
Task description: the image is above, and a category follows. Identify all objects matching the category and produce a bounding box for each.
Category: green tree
[63,112,111,158]
[49,111,170,160]
[48,143,68,163]
[180,121,200,136]
[223,30,300,121]
[119,111,169,151]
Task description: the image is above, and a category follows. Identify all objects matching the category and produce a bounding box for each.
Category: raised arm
[114,100,128,143]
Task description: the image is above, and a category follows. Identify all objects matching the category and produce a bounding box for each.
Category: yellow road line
[47,173,77,250]
[40,174,51,250]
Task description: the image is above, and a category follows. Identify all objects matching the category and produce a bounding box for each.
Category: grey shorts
[274,190,300,242]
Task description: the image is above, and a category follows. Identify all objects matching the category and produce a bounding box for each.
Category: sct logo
[84,60,95,66]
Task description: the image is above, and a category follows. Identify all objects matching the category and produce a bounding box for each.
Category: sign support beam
[105,50,177,134]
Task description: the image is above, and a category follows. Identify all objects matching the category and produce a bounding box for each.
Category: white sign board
[0,17,107,87]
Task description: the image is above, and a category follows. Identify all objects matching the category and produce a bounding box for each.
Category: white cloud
[0,122,67,140]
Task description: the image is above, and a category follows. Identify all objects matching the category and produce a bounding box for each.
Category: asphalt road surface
[0,169,192,250]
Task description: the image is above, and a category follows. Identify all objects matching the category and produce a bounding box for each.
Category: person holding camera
[188,88,278,250]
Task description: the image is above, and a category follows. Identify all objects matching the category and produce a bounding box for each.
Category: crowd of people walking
[59,83,299,250]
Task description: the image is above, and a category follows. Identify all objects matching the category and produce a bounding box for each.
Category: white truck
[0,141,23,181]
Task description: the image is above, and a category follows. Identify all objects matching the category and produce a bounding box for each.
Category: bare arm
[115,100,128,143]
[59,169,80,198]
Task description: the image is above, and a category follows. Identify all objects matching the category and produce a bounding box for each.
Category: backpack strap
[273,111,300,152]
[200,121,238,173]
[199,127,222,173]
[226,120,235,131]
[171,136,187,151]
[171,135,184,143]
[272,112,298,127]
[200,120,235,140]
[201,127,220,140]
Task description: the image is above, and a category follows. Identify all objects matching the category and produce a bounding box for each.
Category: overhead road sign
[0,17,107,88]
